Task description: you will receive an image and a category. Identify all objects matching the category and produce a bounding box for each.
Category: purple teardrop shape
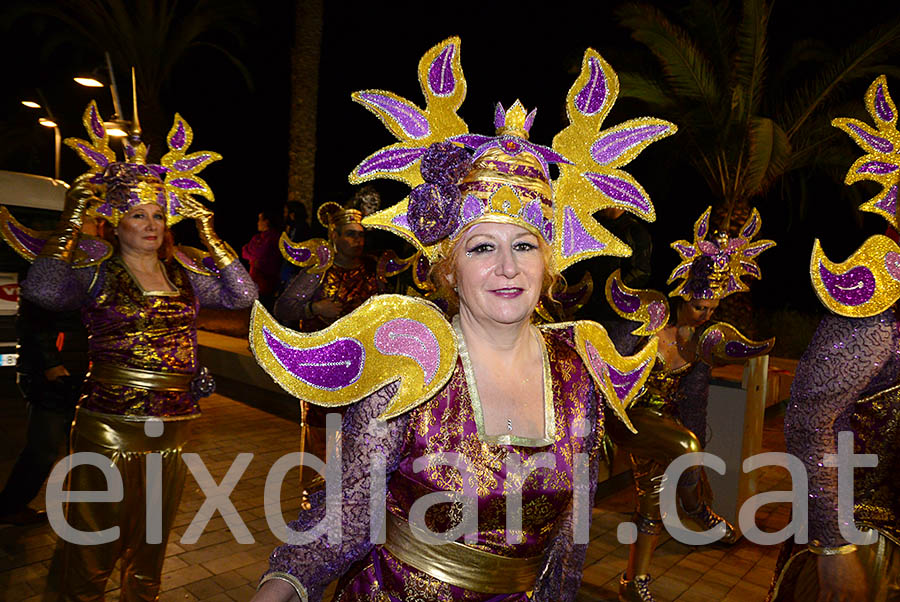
[875,83,894,122]
[574,56,606,116]
[819,262,875,306]
[263,327,365,390]
[428,44,456,96]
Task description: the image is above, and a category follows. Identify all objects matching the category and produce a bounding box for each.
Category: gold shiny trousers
[56,409,192,602]
[607,407,704,521]
[769,533,900,601]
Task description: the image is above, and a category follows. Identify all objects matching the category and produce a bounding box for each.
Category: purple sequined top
[265,327,604,601]
[785,309,900,546]
[22,255,257,417]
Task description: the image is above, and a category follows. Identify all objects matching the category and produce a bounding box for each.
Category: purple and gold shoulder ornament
[279,233,333,275]
[697,322,775,365]
[811,76,900,317]
[605,269,669,336]
[0,205,112,267]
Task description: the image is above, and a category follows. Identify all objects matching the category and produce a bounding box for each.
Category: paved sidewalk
[0,380,789,601]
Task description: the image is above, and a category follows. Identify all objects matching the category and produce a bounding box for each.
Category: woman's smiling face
[453,222,545,327]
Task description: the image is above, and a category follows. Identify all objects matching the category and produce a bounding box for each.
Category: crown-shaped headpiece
[668,207,775,300]
[351,37,678,272]
[65,101,221,227]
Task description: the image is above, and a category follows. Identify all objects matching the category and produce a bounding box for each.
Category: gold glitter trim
[120,256,179,296]
[249,295,458,420]
[453,315,555,447]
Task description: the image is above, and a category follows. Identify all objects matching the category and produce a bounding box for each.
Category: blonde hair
[428,225,563,314]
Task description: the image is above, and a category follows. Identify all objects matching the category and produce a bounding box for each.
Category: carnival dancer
[768,75,900,602]
[20,98,257,600]
[249,36,677,602]
[604,206,775,601]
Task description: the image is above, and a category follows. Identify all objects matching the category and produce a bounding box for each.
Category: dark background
[2,0,898,324]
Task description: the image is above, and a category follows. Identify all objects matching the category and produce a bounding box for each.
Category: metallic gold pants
[769,533,900,601]
[607,407,703,520]
[57,410,192,602]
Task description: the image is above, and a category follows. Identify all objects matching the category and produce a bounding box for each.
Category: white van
[0,171,69,367]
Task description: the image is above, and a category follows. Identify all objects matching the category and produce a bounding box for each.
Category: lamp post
[74,51,128,134]
[21,91,61,181]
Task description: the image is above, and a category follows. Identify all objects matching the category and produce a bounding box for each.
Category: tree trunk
[288,0,323,223]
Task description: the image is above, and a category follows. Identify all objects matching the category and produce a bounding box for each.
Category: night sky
[2,0,898,318]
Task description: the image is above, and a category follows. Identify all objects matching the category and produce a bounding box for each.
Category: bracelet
[258,572,308,602]
[808,541,858,556]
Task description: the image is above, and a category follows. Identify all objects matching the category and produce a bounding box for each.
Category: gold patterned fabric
[299,259,379,332]
[634,357,694,416]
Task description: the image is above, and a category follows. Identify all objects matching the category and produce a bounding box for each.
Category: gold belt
[89,363,193,392]
[383,512,543,594]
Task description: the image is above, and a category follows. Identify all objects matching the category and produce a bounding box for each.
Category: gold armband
[197,216,237,269]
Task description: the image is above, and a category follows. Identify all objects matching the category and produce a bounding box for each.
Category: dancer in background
[605,206,775,601]
[22,101,256,601]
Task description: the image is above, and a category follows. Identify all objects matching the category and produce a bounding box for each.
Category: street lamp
[74,51,127,132]
[21,94,61,181]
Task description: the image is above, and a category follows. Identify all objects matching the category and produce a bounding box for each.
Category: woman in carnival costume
[16,97,257,600]
[768,76,900,602]
[603,207,775,601]
[249,37,676,601]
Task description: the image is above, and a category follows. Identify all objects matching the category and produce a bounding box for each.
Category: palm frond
[783,17,900,139]
[743,117,790,197]
[733,0,769,119]
[683,0,734,78]
[616,3,722,123]
[617,71,679,111]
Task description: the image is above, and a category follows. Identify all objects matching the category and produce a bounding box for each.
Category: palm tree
[615,0,900,232]
[6,0,257,161]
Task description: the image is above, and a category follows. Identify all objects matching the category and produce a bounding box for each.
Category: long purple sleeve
[264,382,410,601]
[785,310,899,546]
[21,257,99,311]
[184,261,258,309]
[273,270,322,325]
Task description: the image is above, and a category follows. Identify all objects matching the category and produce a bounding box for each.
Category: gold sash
[89,363,193,392]
[383,512,544,594]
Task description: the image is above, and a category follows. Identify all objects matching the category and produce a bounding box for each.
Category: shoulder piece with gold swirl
[249,295,458,420]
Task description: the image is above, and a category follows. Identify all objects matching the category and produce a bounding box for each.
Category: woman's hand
[65,173,101,213]
[312,299,343,321]
[816,553,869,602]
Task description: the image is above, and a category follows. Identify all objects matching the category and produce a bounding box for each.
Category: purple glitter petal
[847,123,894,153]
[740,261,761,278]
[428,44,456,96]
[531,144,574,166]
[741,213,760,238]
[875,83,894,123]
[94,203,114,217]
[124,144,136,159]
[170,122,186,150]
[607,363,646,400]
[373,318,440,384]
[673,243,697,258]
[523,201,543,230]
[699,241,719,255]
[562,206,605,257]
[609,277,640,313]
[7,221,45,255]
[582,173,651,213]
[701,328,724,359]
[391,213,410,230]
[590,125,670,165]
[357,93,430,139]
[875,185,899,215]
[76,143,110,169]
[494,103,505,130]
[647,300,666,330]
[724,340,770,359]
[451,134,493,149]
[315,244,331,265]
[357,147,426,177]
[263,327,364,390]
[173,155,211,171]
[283,241,312,264]
[819,262,875,306]
[743,241,775,258]
[574,56,607,116]
[884,251,900,282]
[169,178,203,190]
[857,161,898,175]
[149,165,168,178]
[697,213,709,239]
[524,109,536,133]
[89,106,105,139]
[670,263,691,279]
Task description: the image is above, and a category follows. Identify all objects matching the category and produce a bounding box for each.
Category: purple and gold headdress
[65,101,221,227]
[668,207,775,300]
[811,76,900,317]
[353,37,677,271]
